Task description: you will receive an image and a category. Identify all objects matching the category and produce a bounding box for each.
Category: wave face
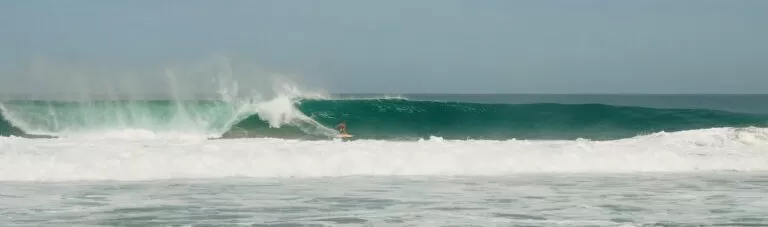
[1,127,767,181]
[234,99,768,140]
[2,98,767,140]
[0,100,251,137]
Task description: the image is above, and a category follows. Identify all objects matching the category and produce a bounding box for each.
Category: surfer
[336,121,348,135]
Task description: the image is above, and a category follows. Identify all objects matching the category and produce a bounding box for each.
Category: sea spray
[0,57,340,138]
[0,89,335,138]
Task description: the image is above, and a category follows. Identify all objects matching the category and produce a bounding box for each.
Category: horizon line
[2,92,768,96]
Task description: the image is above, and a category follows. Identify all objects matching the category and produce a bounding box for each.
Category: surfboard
[336,134,354,138]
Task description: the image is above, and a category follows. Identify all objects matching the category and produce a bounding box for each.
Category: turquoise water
[2,95,767,140]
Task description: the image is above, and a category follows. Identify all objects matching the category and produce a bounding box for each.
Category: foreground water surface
[2,173,766,226]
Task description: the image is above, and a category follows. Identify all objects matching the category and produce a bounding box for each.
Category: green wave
[2,99,767,140]
[227,99,768,140]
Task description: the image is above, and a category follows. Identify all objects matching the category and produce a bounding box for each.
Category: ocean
[1,93,767,226]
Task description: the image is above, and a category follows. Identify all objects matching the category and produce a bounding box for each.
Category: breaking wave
[2,97,767,140]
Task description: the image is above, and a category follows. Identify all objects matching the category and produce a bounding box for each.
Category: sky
[1,0,767,94]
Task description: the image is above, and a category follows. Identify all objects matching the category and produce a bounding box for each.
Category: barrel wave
[2,98,767,140]
[292,99,768,140]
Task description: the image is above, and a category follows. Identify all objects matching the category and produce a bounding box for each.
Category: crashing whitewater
[0,127,767,181]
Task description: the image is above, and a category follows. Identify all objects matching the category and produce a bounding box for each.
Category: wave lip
[0,127,766,182]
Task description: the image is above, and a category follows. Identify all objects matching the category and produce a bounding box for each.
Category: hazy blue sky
[1,0,767,94]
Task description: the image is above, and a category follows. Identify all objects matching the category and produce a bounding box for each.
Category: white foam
[64,129,210,141]
[331,95,409,100]
[0,127,766,182]
[249,82,337,136]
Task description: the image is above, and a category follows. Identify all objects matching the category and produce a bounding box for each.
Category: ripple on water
[492,213,547,220]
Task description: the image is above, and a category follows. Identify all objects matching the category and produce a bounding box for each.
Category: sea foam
[0,127,766,182]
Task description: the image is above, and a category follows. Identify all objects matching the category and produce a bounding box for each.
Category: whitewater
[0,127,766,182]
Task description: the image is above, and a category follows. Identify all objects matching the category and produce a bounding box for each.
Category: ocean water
[1,93,767,226]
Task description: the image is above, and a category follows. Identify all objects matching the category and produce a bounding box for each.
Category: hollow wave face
[0,127,766,181]
[284,99,768,140]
